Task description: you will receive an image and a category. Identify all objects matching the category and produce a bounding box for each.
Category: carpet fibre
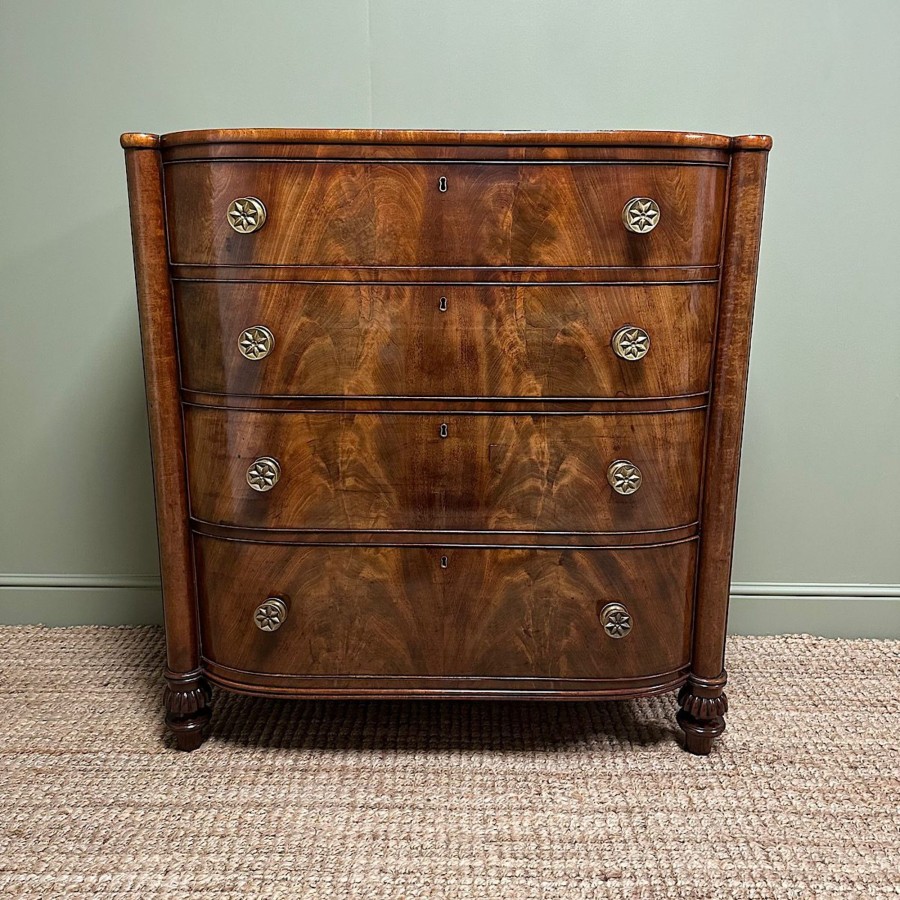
[1,627,898,899]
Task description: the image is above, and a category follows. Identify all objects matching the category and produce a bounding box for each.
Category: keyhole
[439,296,448,312]
[440,423,449,438]
[440,556,449,569]
[438,176,448,193]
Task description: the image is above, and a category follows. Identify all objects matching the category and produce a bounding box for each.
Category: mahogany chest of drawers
[121,129,770,755]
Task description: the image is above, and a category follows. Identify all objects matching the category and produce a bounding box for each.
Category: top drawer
[164,161,726,267]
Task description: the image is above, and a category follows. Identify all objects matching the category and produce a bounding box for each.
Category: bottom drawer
[195,536,695,683]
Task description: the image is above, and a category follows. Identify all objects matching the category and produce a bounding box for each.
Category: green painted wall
[1,1,898,635]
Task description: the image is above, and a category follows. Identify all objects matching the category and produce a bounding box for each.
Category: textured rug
[0,627,898,899]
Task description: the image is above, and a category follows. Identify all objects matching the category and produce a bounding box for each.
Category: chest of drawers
[122,129,770,755]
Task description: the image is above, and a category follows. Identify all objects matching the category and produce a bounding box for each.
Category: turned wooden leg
[164,669,212,751]
[677,671,728,756]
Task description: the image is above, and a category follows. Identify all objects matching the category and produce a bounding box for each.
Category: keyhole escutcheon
[440,556,449,569]
[438,176,448,193]
[440,423,449,438]
[439,296,448,312]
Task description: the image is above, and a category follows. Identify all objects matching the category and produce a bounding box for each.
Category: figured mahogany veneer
[184,407,704,533]
[165,161,726,267]
[194,536,695,682]
[122,129,770,756]
[175,281,717,400]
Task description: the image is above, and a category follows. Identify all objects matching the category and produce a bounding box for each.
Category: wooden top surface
[121,129,772,151]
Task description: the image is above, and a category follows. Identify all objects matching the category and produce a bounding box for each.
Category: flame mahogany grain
[194,536,696,682]
[174,281,716,400]
[171,264,718,283]
[183,407,705,533]
[164,161,726,268]
[122,129,770,754]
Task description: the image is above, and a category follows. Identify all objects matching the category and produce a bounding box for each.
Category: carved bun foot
[678,717,725,756]
[164,669,212,752]
[677,671,728,756]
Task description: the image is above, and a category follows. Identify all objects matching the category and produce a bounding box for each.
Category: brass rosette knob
[600,602,632,639]
[227,196,267,233]
[246,457,281,492]
[254,597,288,632]
[622,197,660,233]
[238,325,274,360]
[607,460,642,495]
[611,325,650,361]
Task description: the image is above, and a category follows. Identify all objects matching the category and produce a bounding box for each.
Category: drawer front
[184,408,704,532]
[176,282,716,399]
[195,536,695,680]
[165,161,726,267]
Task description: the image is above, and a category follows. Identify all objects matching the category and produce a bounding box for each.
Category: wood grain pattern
[171,265,718,284]
[141,128,771,151]
[194,536,696,681]
[174,281,717,399]
[162,143,730,164]
[164,161,726,267]
[180,394,705,415]
[200,664,689,699]
[190,519,699,548]
[184,407,705,533]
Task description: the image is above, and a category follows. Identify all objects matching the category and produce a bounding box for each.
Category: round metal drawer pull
[238,325,274,360]
[255,597,288,632]
[246,457,281,492]
[622,197,660,234]
[611,325,650,361]
[227,196,267,234]
[600,602,632,639]
[607,460,642,495]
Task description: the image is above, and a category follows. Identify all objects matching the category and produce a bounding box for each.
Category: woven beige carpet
[1,628,898,899]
